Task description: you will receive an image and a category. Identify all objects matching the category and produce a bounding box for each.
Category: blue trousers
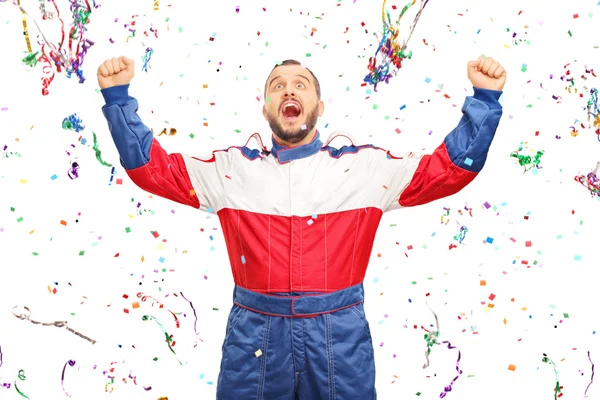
[216,283,377,399]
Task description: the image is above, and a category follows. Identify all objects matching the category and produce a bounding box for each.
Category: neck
[274,128,317,148]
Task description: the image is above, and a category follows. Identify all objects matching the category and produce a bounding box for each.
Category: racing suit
[101,84,503,399]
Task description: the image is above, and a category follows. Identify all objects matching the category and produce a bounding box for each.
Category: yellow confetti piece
[20,178,27,184]
[255,349,262,357]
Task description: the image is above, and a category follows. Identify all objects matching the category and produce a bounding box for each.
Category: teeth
[283,102,300,111]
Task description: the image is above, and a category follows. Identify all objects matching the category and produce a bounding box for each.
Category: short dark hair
[264,59,321,100]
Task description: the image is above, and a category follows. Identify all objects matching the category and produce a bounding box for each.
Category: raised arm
[98,56,224,213]
[374,57,507,212]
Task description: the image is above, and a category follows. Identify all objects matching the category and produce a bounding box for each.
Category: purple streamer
[61,360,76,397]
[438,340,462,398]
[585,351,595,397]
[180,292,203,343]
[0,346,10,389]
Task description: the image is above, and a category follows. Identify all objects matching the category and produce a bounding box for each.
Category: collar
[270,131,323,163]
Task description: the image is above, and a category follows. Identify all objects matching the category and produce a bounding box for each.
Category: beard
[266,104,319,145]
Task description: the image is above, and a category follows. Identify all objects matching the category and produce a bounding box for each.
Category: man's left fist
[467,56,507,91]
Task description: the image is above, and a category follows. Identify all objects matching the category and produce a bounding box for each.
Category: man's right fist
[97,56,135,90]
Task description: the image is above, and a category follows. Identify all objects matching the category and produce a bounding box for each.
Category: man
[98,55,506,399]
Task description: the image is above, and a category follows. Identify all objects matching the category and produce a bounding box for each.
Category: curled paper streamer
[574,162,600,198]
[4,0,98,93]
[61,360,76,397]
[137,292,181,328]
[0,346,11,390]
[68,161,80,179]
[17,0,33,53]
[453,225,468,244]
[585,351,595,398]
[92,131,113,167]
[12,306,96,344]
[364,0,430,90]
[62,113,85,132]
[142,315,182,365]
[541,354,562,399]
[422,301,463,398]
[142,47,154,72]
[14,369,30,399]
[180,291,203,344]
[510,142,544,173]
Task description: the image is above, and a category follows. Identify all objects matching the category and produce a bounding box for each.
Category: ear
[262,105,267,120]
[318,100,325,117]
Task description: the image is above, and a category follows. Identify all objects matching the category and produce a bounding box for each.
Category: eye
[274,83,283,89]
[296,83,305,89]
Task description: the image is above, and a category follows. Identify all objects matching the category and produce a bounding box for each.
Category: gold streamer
[17,0,33,53]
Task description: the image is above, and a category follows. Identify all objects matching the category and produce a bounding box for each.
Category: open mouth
[281,101,302,122]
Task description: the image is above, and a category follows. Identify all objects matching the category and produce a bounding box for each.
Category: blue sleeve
[442,87,503,173]
[100,84,152,170]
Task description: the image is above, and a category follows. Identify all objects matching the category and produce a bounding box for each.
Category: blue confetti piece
[574,255,581,260]
[425,77,431,83]
[486,237,494,244]
[159,257,165,263]
[400,104,406,111]
[51,174,58,180]
[241,255,246,264]
[464,157,473,166]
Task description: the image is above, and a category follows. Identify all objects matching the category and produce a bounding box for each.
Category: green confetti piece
[213,308,219,311]
[125,227,131,233]
[17,217,23,222]
[568,30,572,37]
[563,313,569,318]
[32,252,38,256]
[178,27,183,33]
[79,250,85,256]
[306,53,311,57]
[10,207,15,212]
[189,133,195,139]
[373,105,378,110]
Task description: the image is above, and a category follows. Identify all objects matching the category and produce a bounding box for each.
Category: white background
[0,0,599,399]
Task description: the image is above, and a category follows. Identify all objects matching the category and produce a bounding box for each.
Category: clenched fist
[467,56,507,91]
[97,56,135,90]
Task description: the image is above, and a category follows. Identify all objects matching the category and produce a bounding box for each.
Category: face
[263,64,324,145]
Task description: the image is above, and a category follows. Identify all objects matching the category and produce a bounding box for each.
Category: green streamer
[14,370,30,399]
[21,52,39,68]
[92,132,113,167]
[542,354,562,399]
[143,315,182,365]
[510,142,544,173]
